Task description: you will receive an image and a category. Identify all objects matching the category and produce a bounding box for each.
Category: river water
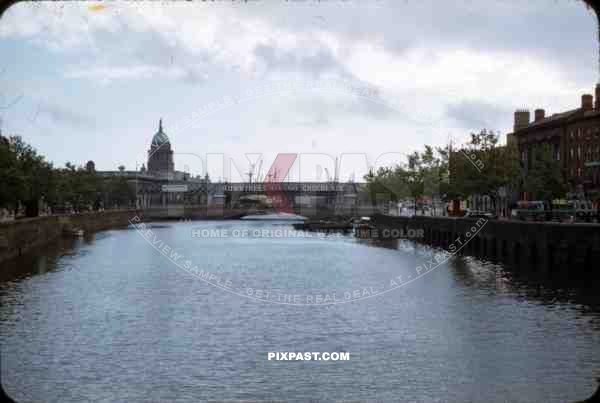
[1,219,599,402]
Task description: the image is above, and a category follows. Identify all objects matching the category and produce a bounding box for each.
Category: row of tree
[0,129,571,218]
[0,135,136,217]
[363,129,571,212]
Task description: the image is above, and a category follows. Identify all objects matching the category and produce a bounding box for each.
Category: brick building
[510,85,600,198]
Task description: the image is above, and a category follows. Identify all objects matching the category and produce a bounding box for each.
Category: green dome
[152,119,170,146]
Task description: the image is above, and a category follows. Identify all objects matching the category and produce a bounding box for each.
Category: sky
[0,0,599,181]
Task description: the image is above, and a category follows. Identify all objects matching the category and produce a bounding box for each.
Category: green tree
[103,176,135,209]
[0,134,138,216]
[0,135,54,216]
[522,143,568,201]
[448,129,520,212]
[0,135,22,212]
[363,145,449,213]
[403,151,425,212]
[364,166,408,207]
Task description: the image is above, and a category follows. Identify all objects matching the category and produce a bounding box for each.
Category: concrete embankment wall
[144,205,382,220]
[0,210,141,264]
[372,214,600,270]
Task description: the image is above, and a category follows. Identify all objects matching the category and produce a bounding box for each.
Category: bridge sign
[161,184,188,192]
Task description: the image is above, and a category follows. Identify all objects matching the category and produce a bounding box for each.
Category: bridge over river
[102,171,366,218]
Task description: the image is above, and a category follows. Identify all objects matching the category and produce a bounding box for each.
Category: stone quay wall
[0,210,141,264]
[372,214,600,272]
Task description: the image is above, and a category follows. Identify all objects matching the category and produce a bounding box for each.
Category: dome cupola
[147,118,174,175]
[151,118,170,147]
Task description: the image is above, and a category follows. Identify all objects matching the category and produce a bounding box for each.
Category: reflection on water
[355,237,400,250]
[451,257,600,315]
[361,236,600,312]
[0,232,101,283]
[126,223,173,230]
[1,220,599,403]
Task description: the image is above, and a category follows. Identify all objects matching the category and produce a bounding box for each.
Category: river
[1,219,599,402]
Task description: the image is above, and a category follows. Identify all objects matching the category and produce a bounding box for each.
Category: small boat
[63,227,85,237]
[241,213,307,221]
[352,217,372,230]
[353,217,376,238]
[63,226,84,237]
[293,221,352,232]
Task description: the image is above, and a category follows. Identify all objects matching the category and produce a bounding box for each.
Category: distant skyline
[0,1,599,181]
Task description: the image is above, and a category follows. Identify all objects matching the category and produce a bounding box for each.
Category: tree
[85,160,95,173]
[107,176,135,208]
[403,151,425,212]
[0,135,21,212]
[522,143,568,201]
[448,129,520,212]
[362,145,449,214]
[0,135,137,216]
[0,135,54,216]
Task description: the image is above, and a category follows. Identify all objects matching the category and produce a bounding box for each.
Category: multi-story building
[147,118,175,176]
[93,119,362,214]
[510,85,600,197]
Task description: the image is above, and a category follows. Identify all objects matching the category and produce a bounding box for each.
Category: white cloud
[1,0,598,169]
[64,63,208,83]
[1,2,589,101]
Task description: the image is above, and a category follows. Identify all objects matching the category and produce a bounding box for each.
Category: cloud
[253,44,351,80]
[33,100,96,129]
[3,2,595,94]
[445,100,512,132]
[263,81,403,130]
[1,1,599,145]
[64,63,209,84]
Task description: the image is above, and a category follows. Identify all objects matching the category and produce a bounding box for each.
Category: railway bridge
[100,171,365,218]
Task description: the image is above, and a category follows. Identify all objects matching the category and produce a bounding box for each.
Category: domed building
[147,119,174,176]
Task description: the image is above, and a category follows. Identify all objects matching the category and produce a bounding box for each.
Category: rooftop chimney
[582,94,594,111]
[513,109,530,132]
[595,84,600,110]
[534,109,545,122]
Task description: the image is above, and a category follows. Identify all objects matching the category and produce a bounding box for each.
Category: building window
[570,147,574,159]
[554,143,560,161]
[578,146,581,160]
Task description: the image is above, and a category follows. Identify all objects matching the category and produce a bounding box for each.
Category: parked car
[511,200,596,222]
[550,199,596,222]
[464,209,497,219]
[511,201,546,221]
